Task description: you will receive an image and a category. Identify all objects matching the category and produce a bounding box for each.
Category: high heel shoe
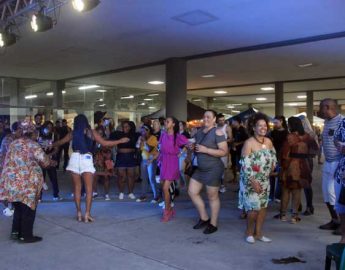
[84,214,95,223]
[77,212,82,222]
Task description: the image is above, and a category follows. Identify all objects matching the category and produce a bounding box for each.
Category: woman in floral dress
[0,120,56,243]
[0,121,22,216]
[239,113,276,244]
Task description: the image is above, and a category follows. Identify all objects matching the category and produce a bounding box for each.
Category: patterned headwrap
[20,120,36,134]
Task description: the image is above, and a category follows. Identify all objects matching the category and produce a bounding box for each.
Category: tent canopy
[227,108,259,122]
[145,101,206,121]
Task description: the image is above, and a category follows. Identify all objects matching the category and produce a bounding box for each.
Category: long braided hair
[167,116,179,145]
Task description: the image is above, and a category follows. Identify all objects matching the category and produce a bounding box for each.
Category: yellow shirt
[141,135,158,160]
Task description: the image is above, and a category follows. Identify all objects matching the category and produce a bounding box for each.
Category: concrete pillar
[166,58,187,121]
[51,80,65,108]
[6,78,20,123]
[206,97,213,110]
[275,82,284,116]
[307,91,314,126]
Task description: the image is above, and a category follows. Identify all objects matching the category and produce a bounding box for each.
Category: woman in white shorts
[55,114,128,222]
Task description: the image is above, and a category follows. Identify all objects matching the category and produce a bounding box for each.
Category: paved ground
[0,161,339,270]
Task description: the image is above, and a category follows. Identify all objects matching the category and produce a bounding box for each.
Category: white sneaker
[118,193,124,200]
[219,185,226,193]
[42,182,49,191]
[158,201,165,207]
[150,199,158,204]
[105,194,111,201]
[160,202,174,209]
[245,236,255,244]
[128,193,136,200]
[258,236,272,243]
[3,207,13,217]
[53,196,63,201]
[92,192,98,198]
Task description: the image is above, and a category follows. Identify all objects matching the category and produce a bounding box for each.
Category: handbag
[184,127,215,177]
[338,184,345,205]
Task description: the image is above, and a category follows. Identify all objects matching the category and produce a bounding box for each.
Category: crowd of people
[0,98,345,245]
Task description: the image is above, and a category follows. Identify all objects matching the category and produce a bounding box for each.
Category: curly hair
[247,113,269,136]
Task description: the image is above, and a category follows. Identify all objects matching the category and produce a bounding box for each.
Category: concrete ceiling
[1,0,345,117]
[0,0,345,86]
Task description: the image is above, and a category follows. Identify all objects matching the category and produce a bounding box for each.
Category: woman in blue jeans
[136,125,159,203]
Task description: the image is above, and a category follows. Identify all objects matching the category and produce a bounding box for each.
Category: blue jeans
[179,152,188,186]
[140,160,158,199]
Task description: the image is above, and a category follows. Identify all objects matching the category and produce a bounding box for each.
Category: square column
[166,58,187,121]
[275,82,284,116]
[307,91,314,126]
[51,80,65,108]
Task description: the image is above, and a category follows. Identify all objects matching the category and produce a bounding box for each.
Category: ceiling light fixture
[148,93,159,96]
[144,98,153,101]
[149,106,156,109]
[193,99,202,102]
[25,95,38,99]
[0,28,16,48]
[232,110,240,113]
[99,103,106,107]
[214,90,227,94]
[31,11,53,32]
[227,105,235,109]
[138,102,146,106]
[97,98,103,102]
[287,103,299,106]
[96,89,107,93]
[72,0,100,12]
[79,85,99,90]
[46,92,54,96]
[256,97,267,101]
[297,95,307,99]
[148,81,164,85]
[62,90,66,94]
[297,63,313,68]
[260,87,274,91]
[201,74,215,78]
[121,95,134,99]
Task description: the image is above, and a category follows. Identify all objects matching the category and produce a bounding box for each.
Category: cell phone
[103,119,110,126]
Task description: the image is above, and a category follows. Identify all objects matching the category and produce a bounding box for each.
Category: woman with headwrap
[0,120,56,243]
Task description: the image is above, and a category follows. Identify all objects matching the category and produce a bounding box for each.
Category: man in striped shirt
[319,99,343,231]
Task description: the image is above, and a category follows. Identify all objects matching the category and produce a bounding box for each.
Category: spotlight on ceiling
[72,0,100,12]
[31,12,53,32]
[0,29,16,48]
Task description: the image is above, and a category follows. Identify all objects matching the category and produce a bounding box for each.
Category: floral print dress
[0,134,14,176]
[0,138,50,210]
[335,118,345,185]
[238,149,276,211]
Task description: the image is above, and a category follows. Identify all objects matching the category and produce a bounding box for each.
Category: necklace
[254,136,266,149]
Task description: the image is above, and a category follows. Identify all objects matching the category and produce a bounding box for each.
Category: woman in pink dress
[159,116,189,222]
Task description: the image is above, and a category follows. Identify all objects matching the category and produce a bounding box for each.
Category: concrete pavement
[0,162,338,270]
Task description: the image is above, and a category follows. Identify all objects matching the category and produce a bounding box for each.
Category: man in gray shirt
[319,99,343,231]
